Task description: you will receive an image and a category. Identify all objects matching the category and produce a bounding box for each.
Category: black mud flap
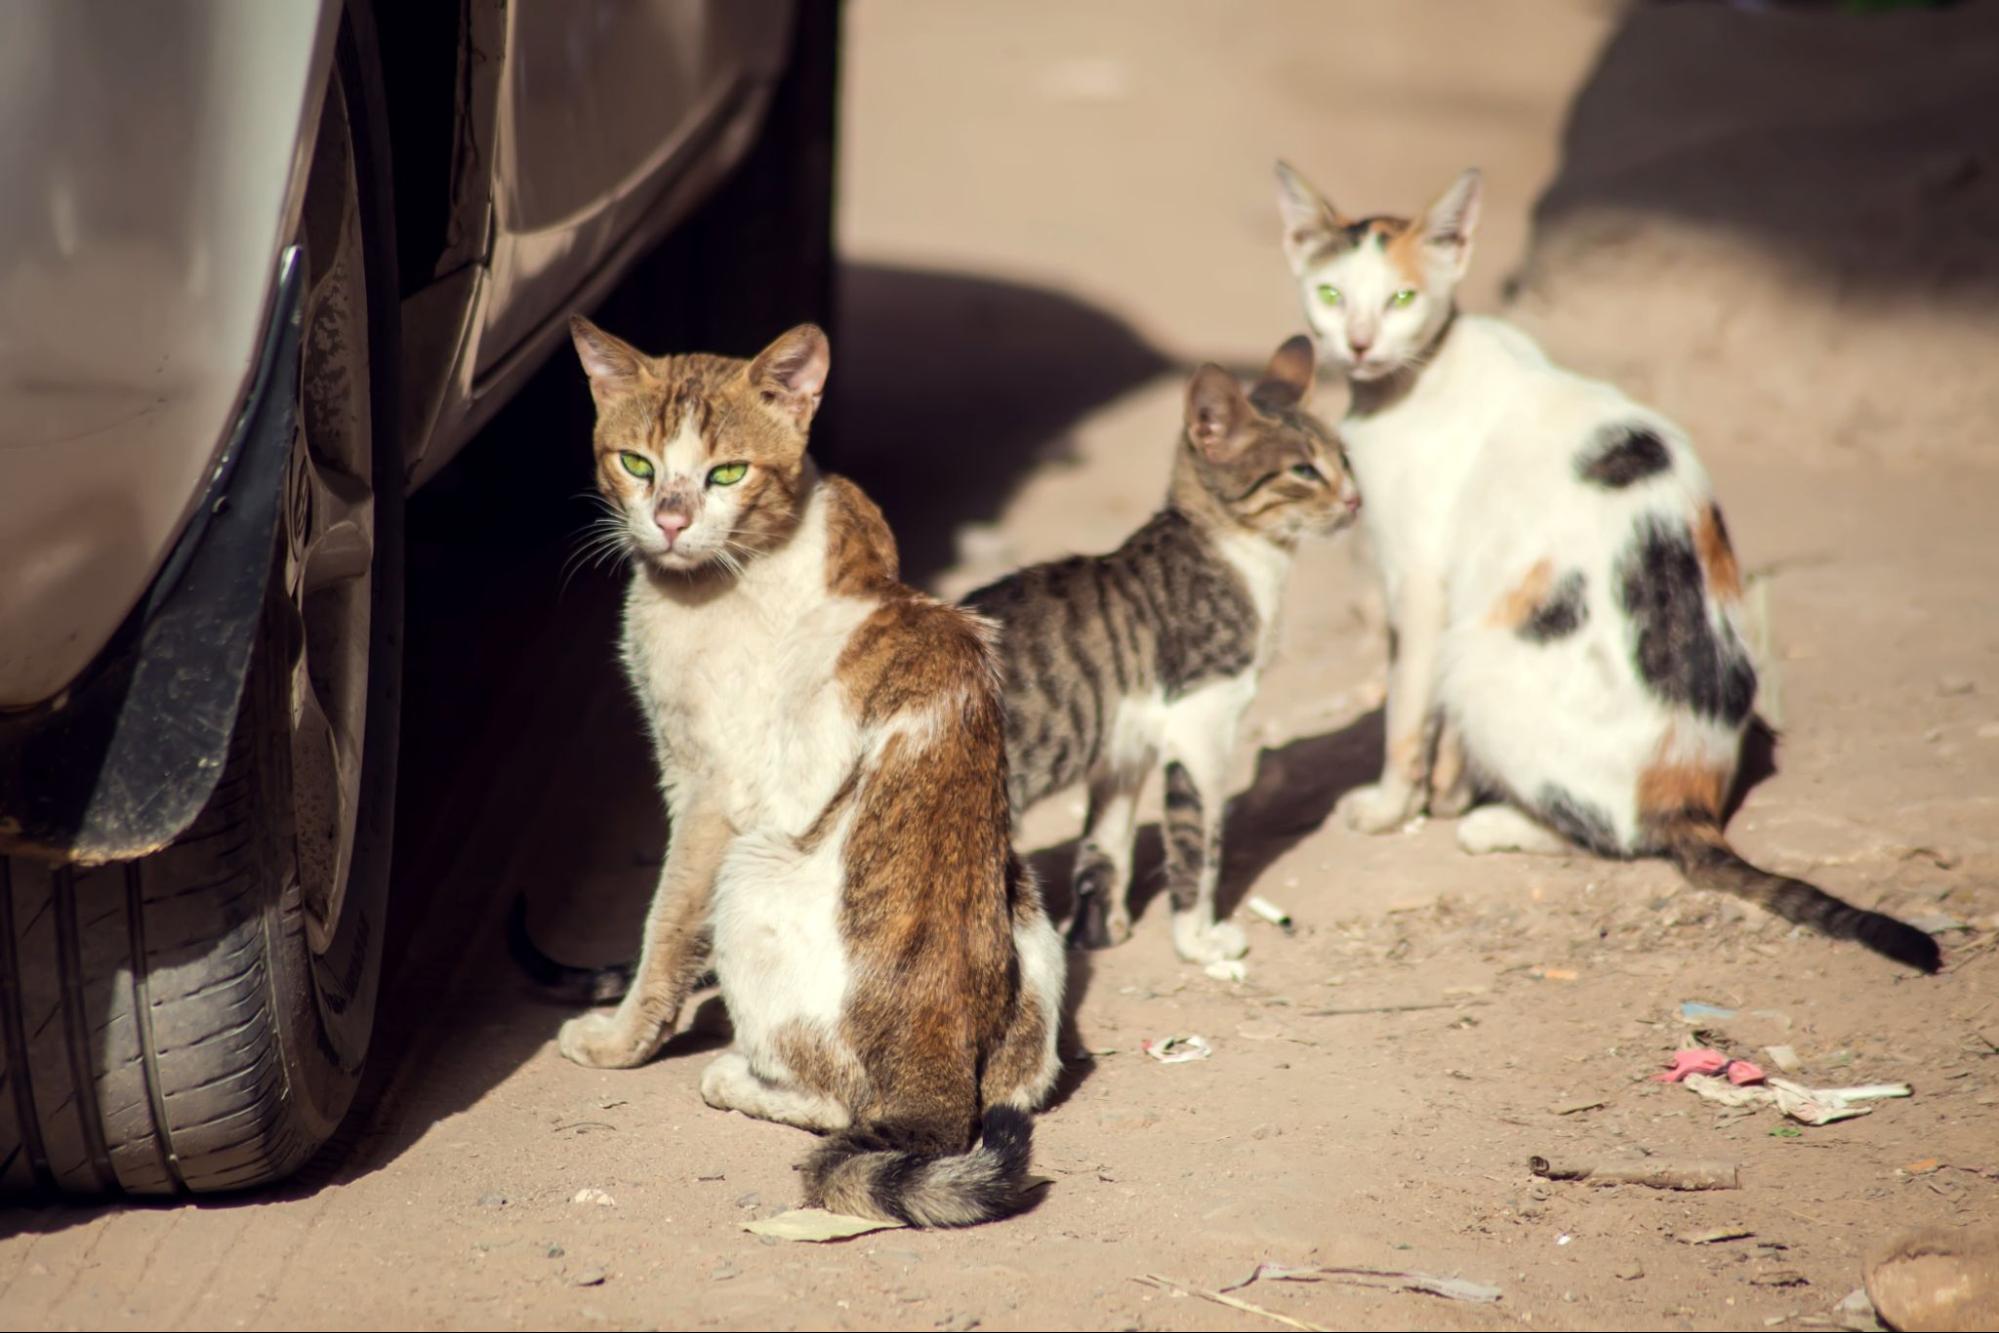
[0,249,304,865]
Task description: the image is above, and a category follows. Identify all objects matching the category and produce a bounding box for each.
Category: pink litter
[1656,1048,1766,1086]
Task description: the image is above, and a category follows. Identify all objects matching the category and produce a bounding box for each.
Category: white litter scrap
[1246,895,1293,929]
[1681,1073,1911,1126]
[1141,1034,1213,1064]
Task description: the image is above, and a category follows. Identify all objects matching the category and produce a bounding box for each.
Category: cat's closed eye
[1289,463,1321,482]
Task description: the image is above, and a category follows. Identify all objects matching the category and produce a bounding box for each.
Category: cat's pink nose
[655,510,691,546]
[1348,335,1373,357]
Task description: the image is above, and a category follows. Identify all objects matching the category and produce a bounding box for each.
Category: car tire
[0,7,401,1198]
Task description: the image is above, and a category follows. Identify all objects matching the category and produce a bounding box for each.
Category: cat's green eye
[1315,283,1343,307]
[618,452,655,481]
[1389,288,1419,309]
[707,461,748,488]
[1290,463,1320,482]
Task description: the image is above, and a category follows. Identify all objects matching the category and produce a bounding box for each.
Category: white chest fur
[1341,316,1535,595]
[619,488,871,835]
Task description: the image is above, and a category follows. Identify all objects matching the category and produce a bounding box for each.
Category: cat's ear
[1421,168,1483,278]
[1185,364,1251,461]
[1252,335,1316,409]
[1276,161,1342,274]
[746,323,831,432]
[570,315,651,405]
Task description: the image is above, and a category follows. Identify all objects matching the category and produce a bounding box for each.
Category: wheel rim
[287,63,374,959]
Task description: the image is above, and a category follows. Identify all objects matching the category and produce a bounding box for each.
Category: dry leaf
[742,1208,907,1242]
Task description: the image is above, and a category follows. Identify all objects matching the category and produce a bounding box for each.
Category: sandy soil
[5,3,1998,1330]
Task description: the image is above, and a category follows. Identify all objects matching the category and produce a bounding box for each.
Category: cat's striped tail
[1658,815,1940,973]
[803,1105,1036,1228]
[506,896,635,1005]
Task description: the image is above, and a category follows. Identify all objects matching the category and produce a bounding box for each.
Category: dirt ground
[5,2,1998,1330]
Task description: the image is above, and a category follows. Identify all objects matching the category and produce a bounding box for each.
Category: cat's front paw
[1172,914,1249,965]
[1339,782,1415,834]
[558,1011,658,1070]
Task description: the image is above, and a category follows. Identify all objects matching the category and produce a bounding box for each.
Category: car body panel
[409,0,793,481]
[0,0,339,709]
[0,0,798,709]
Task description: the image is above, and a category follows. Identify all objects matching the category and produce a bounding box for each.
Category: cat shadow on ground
[1031,705,1782,964]
[1031,709,1383,952]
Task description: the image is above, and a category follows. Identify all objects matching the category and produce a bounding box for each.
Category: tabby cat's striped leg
[1069,769,1145,949]
[1162,683,1250,965]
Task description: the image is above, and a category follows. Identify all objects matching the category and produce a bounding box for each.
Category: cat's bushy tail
[1659,815,1940,973]
[803,1105,1036,1228]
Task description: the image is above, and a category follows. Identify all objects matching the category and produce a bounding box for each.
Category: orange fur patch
[1636,727,1731,823]
[1382,221,1427,286]
[1388,728,1427,785]
[1488,559,1555,629]
[1694,504,1743,601]
[821,475,900,596]
[1429,723,1466,800]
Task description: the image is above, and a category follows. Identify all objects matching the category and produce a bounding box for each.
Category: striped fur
[966,342,1360,963]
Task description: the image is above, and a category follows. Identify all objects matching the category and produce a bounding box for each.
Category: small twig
[1133,1274,1331,1333]
[1530,1155,1739,1190]
[1305,1000,1488,1017]
[550,1120,619,1134]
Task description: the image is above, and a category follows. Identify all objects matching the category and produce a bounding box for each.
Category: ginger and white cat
[556,317,1066,1225]
[1274,163,1937,972]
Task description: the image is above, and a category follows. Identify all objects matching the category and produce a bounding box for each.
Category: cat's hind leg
[1161,680,1252,965]
[983,865,1066,1111]
[699,1050,853,1133]
[1456,803,1571,856]
[1068,767,1147,949]
[1427,712,1476,819]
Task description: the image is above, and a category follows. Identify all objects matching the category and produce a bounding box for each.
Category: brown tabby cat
[550,317,1066,1227]
[966,339,1360,964]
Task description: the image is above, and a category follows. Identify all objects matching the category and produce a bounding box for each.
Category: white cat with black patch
[1273,162,1937,972]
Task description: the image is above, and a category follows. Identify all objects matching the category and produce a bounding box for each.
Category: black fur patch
[506,896,633,1004]
[1576,425,1671,489]
[1519,570,1589,643]
[1536,784,1620,856]
[866,1150,924,1224]
[1615,516,1757,725]
[979,1104,1033,1175]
